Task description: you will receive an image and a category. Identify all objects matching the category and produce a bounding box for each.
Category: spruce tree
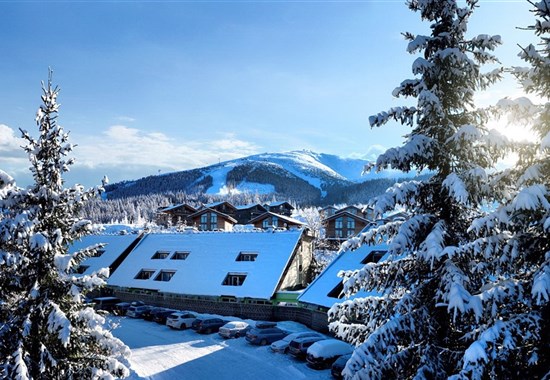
[0,73,129,379]
[327,0,515,378]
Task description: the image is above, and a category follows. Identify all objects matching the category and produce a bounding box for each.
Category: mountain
[103,150,412,205]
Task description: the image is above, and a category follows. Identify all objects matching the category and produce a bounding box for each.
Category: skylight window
[154,270,176,282]
[171,251,190,260]
[135,269,156,280]
[151,251,170,259]
[360,250,387,265]
[92,249,105,257]
[327,281,344,299]
[222,273,247,286]
[236,252,258,262]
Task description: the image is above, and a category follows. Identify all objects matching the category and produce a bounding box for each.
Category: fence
[112,289,329,332]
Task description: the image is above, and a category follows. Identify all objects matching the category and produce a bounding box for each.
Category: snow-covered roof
[107,230,304,299]
[249,212,305,226]
[265,201,293,208]
[323,211,370,224]
[159,204,196,213]
[234,203,266,211]
[297,243,388,308]
[68,234,141,276]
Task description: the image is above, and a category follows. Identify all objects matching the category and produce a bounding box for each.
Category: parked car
[166,312,198,329]
[218,321,250,338]
[113,301,145,316]
[141,307,166,321]
[191,318,227,334]
[92,296,120,312]
[153,309,178,325]
[254,321,277,329]
[126,305,152,318]
[245,327,289,346]
[306,339,354,369]
[331,353,352,379]
[288,336,326,359]
[270,332,325,354]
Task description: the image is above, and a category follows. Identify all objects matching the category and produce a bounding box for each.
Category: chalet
[202,201,238,217]
[323,211,371,244]
[189,208,238,231]
[156,203,196,227]
[249,211,305,230]
[234,203,267,224]
[68,233,143,276]
[264,201,294,217]
[319,205,338,219]
[298,242,388,310]
[107,230,314,303]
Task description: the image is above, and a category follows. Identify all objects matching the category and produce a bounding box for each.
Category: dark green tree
[0,73,129,379]
[327,0,524,378]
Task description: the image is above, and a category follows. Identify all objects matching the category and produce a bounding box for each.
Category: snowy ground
[111,316,333,380]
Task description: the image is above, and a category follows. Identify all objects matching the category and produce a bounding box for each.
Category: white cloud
[73,125,261,173]
[0,124,24,152]
[349,144,386,162]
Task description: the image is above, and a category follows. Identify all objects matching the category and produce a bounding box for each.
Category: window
[200,213,208,230]
[236,252,258,262]
[262,218,270,229]
[360,250,387,264]
[347,218,355,231]
[171,251,190,260]
[151,251,170,259]
[135,269,155,280]
[154,270,176,282]
[327,281,344,299]
[210,213,217,225]
[222,273,247,286]
[271,216,278,226]
[334,217,343,238]
[92,249,105,257]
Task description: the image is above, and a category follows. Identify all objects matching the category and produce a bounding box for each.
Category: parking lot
[111,316,334,379]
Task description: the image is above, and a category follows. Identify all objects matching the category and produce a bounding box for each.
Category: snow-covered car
[306,339,354,369]
[191,317,227,334]
[254,321,277,329]
[166,311,198,329]
[331,353,352,379]
[245,327,289,345]
[218,321,251,338]
[126,305,152,318]
[270,332,325,354]
[287,336,326,359]
[114,300,145,316]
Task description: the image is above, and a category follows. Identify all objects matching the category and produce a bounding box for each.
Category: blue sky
[0,0,534,188]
